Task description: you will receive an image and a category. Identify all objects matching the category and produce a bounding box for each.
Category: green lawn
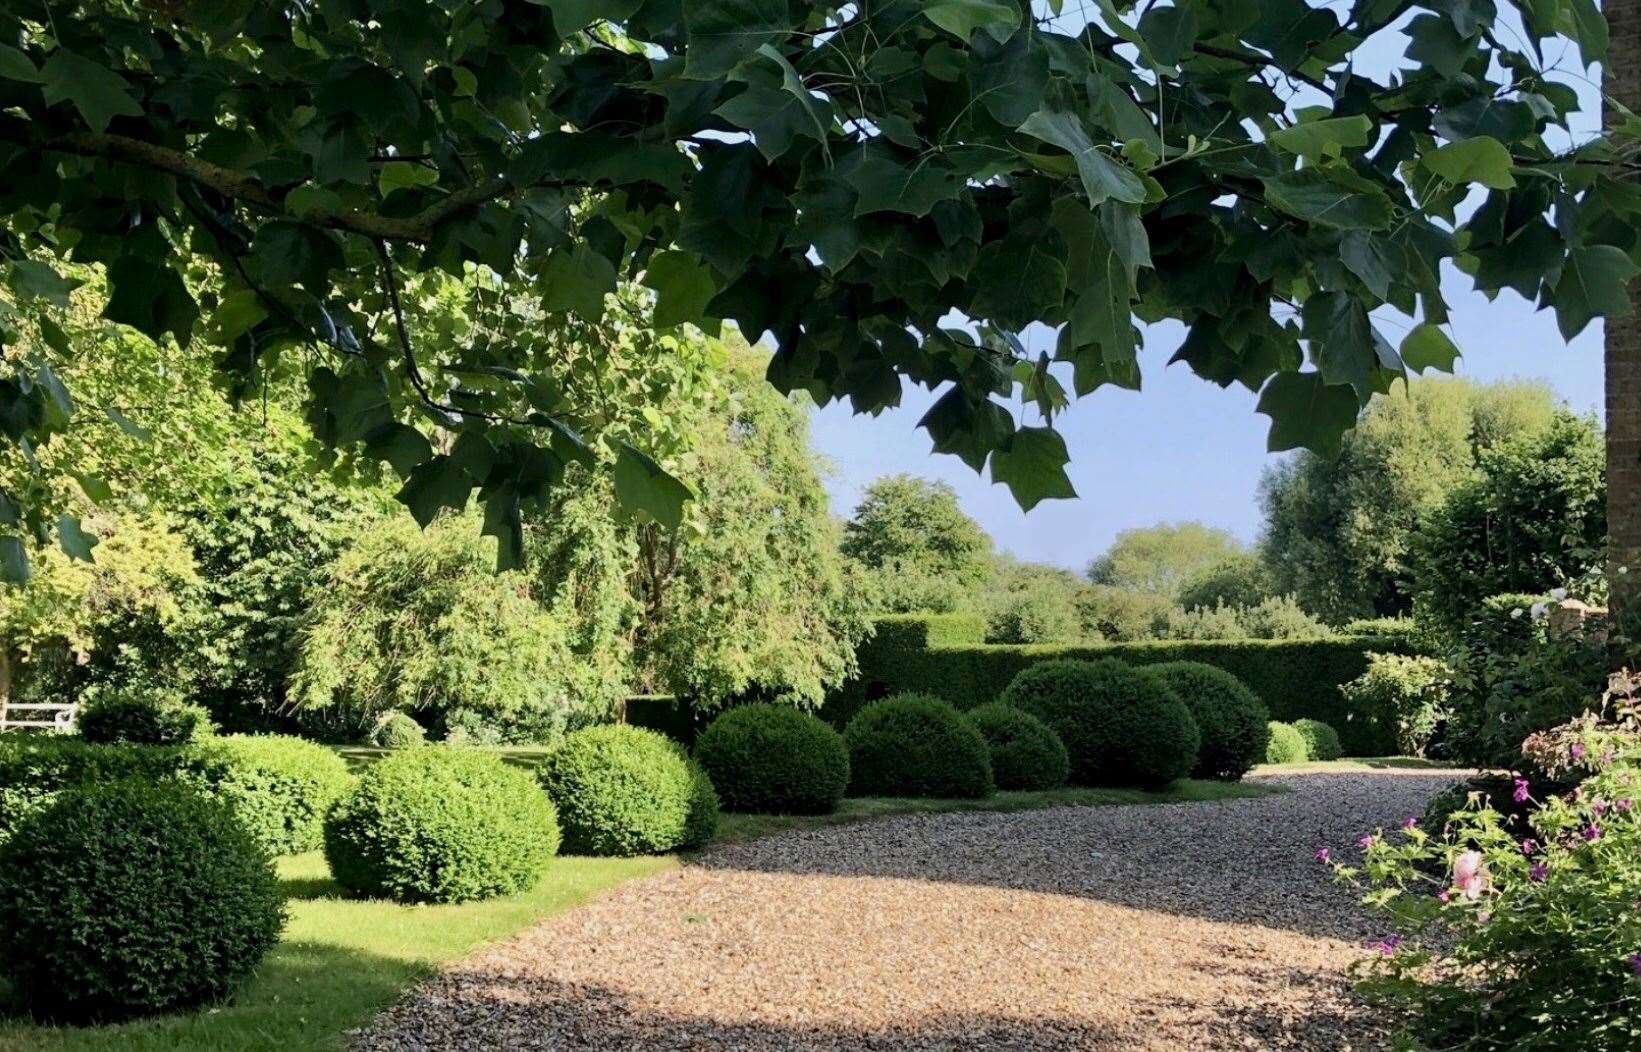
[0,773,1288,1052]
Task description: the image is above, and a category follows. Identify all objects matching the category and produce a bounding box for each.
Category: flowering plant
[1329,671,1641,1050]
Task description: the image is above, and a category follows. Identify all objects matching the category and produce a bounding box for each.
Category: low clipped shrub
[965,702,1068,791]
[77,695,212,745]
[371,712,426,749]
[0,780,284,1023]
[1147,661,1270,781]
[1265,721,1310,764]
[539,725,714,856]
[693,704,849,814]
[0,737,185,844]
[188,735,354,855]
[325,748,558,903]
[999,659,1199,788]
[1294,718,1344,761]
[681,759,721,849]
[843,694,993,798]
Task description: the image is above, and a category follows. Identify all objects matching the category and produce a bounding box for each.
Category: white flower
[1510,608,1524,620]
[1549,587,1568,601]
[1530,602,1549,620]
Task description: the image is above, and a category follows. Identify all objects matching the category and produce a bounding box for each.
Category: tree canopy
[1086,521,1244,596]
[0,0,1631,580]
[841,474,994,612]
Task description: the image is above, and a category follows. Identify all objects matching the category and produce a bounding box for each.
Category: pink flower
[1314,847,1331,864]
[1437,890,1451,904]
[1529,863,1548,883]
[1357,834,1377,850]
[1365,935,1404,957]
[1453,850,1489,900]
[1619,799,1634,814]
[1401,816,1418,830]
[1571,743,1588,762]
[1593,801,1609,817]
[1513,778,1531,803]
[1521,839,1538,855]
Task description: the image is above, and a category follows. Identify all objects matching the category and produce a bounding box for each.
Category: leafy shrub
[0,780,284,1023]
[324,748,558,903]
[1331,682,1641,1050]
[371,712,426,749]
[0,737,186,844]
[999,659,1198,788]
[77,694,213,745]
[539,725,712,856]
[1146,661,1270,781]
[1340,653,1451,757]
[1164,594,1332,641]
[693,704,849,814]
[1294,718,1343,761]
[188,735,354,855]
[1265,721,1309,764]
[680,759,721,849]
[964,702,1068,791]
[844,694,993,798]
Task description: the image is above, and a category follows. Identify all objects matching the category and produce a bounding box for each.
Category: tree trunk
[1607,0,1641,621]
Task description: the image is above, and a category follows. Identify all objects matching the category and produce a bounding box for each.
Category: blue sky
[808,7,1607,573]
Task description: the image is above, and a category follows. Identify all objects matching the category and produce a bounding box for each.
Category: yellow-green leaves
[1424,137,1516,189]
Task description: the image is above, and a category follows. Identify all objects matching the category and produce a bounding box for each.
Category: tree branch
[11,127,516,243]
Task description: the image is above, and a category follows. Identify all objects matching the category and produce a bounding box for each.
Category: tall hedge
[827,616,1400,755]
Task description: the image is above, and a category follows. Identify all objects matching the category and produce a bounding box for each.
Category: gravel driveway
[357,768,1457,1051]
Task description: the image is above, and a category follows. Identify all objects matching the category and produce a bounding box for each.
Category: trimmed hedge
[78,696,213,745]
[999,659,1199,788]
[694,704,849,814]
[188,735,354,855]
[371,712,426,749]
[1265,721,1310,764]
[0,780,285,1023]
[844,694,994,798]
[1294,718,1344,761]
[828,616,1401,755]
[539,725,719,856]
[965,703,1068,791]
[0,734,352,856]
[1146,662,1270,781]
[324,747,558,903]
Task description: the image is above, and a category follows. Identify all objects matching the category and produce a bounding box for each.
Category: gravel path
[357,769,1458,1051]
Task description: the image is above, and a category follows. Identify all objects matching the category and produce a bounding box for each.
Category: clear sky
[807,7,1608,573]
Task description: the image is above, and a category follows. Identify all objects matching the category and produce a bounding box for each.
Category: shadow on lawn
[689,768,1460,942]
[353,968,1373,1051]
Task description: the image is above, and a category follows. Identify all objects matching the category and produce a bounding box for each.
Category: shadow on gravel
[687,769,1459,941]
[356,971,1366,1051]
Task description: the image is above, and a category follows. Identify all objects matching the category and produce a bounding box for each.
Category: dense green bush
[693,704,849,814]
[188,735,354,855]
[999,659,1198,787]
[1339,653,1451,757]
[1265,721,1310,764]
[77,694,213,745]
[1146,662,1270,781]
[1294,718,1343,761]
[829,617,1402,754]
[539,725,715,856]
[0,780,284,1023]
[371,711,426,749]
[1163,595,1332,641]
[325,747,558,903]
[0,736,185,843]
[964,702,1068,791]
[844,694,993,798]
[680,759,721,850]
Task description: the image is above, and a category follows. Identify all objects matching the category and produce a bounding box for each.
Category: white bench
[0,701,78,733]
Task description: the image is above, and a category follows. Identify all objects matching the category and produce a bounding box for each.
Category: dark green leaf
[1423,136,1515,189]
[1256,371,1360,456]
[1262,169,1395,229]
[922,0,1021,43]
[1400,323,1460,373]
[103,257,199,346]
[643,250,719,329]
[989,426,1076,511]
[539,243,617,317]
[40,51,143,132]
[1018,109,1146,206]
[0,537,28,584]
[56,514,98,562]
[1551,245,1638,339]
[612,442,693,530]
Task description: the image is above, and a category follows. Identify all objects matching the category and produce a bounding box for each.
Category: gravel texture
[357,769,1459,1051]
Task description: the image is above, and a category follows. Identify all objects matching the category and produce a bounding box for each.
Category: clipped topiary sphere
[539,725,711,856]
[694,704,849,814]
[843,694,993,798]
[325,747,558,903]
[680,758,721,850]
[1000,659,1199,788]
[78,695,213,745]
[188,734,354,856]
[1146,662,1271,781]
[0,780,284,1023]
[371,711,427,749]
[965,702,1068,791]
[1265,721,1310,764]
[1294,718,1344,761]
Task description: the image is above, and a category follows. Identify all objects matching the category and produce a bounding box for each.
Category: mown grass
[0,761,1329,1052]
